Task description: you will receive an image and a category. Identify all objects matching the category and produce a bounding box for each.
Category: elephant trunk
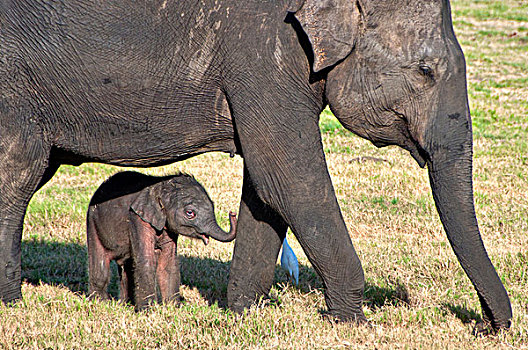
[424,91,512,330]
[204,211,237,243]
[428,152,512,331]
[419,15,512,329]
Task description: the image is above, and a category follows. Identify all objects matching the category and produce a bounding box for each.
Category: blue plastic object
[280,237,299,285]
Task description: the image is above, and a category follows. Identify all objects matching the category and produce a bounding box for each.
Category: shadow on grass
[21,237,89,293]
[179,255,231,307]
[273,265,412,311]
[443,303,482,324]
[20,238,235,306]
[22,238,412,313]
[20,238,234,305]
[274,263,324,292]
[364,280,410,309]
[181,258,321,308]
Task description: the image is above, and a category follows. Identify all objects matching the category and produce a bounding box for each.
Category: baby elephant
[86,171,236,310]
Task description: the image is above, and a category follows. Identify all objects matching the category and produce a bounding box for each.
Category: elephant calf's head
[131,175,237,245]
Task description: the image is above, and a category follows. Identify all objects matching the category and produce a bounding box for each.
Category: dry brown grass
[1,0,527,348]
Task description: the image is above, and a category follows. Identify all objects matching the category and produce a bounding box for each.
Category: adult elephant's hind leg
[0,122,53,304]
[227,167,288,313]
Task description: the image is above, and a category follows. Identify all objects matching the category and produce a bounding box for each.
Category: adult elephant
[0,0,512,331]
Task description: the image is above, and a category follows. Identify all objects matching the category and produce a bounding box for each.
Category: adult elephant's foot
[324,284,367,324]
[330,310,368,325]
[326,308,368,324]
[0,191,40,306]
[227,288,266,315]
[472,312,512,337]
[0,258,22,305]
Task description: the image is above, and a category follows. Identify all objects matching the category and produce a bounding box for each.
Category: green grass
[1,0,527,348]
[453,0,528,22]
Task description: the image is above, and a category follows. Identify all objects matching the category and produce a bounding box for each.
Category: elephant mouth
[199,234,210,245]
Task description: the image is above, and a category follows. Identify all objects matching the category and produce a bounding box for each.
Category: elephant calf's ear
[130,190,166,231]
[290,0,362,72]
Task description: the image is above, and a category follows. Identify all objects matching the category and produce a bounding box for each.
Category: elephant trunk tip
[227,211,237,241]
[203,211,237,244]
[200,235,210,245]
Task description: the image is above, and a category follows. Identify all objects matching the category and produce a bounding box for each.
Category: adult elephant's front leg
[228,97,366,322]
[227,167,288,312]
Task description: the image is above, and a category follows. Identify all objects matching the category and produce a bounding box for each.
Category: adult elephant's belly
[45,86,238,167]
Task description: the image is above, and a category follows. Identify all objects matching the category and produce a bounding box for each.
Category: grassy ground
[1,0,527,348]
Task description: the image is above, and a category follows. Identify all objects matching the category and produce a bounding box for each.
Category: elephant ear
[289,0,363,73]
[130,188,166,231]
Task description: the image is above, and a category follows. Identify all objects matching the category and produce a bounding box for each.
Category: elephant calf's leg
[87,222,112,300]
[120,260,135,303]
[129,215,158,310]
[156,239,180,303]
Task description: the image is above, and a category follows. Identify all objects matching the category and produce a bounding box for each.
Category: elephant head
[131,175,237,245]
[289,0,512,330]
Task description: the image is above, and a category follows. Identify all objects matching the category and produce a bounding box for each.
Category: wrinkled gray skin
[87,171,236,310]
[0,0,512,332]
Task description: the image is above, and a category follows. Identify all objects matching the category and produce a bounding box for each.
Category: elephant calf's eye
[185,209,196,219]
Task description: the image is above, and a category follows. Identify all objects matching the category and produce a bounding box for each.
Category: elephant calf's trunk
[208,211,237,243]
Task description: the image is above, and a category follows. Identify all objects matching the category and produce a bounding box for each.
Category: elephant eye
[185,209,196,219]
[419,64,435,80]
